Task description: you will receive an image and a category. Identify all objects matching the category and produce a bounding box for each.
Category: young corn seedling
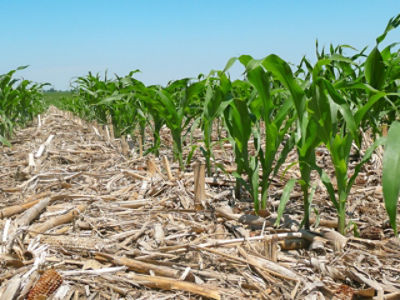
[200,71,232,176]
[238,55,296,211]
[222,57,297,213]
[307,51,389,234]
[154,79,204,170]
[258,54,320,229]
[224,93,259,207]
[115,72,148,141]
[137,85,165,156]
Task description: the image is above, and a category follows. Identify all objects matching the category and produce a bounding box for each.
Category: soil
[0,107,399,299]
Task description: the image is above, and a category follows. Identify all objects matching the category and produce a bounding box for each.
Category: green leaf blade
[365,47,386,90]
[274,179,296,227]
[383,121,400,236]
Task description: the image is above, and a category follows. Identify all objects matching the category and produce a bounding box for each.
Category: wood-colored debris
[0,107,399,299]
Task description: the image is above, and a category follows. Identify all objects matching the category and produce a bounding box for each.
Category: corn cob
[27,269,63,300]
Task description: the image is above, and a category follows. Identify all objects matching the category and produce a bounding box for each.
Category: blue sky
[1,1,399,90]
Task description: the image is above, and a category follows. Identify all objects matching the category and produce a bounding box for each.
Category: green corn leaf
[381,42,399,61]
[376,14,400,45]
[274,133,296,176]
[274,97,294,128]
[329,53,357,65]
[365,47,386,90]
[156,90,179,125]
[16,65,29,71]
[262,54,306,120]
[311,58,331,80]
[383,121,400,236]
[309,80,332,143]
[274,179,296,227]
[245,63,275,120]
[249,157,260,210]
[230,99,252,152]
[322,79,359,144]
[313,164,339,210]
[95,95,123,105]
[354,91,386,125]
[185,145,198,167]
[298,120,320,158]
[223,57,238,73]
[238,55,253,68]
[329,134,351,180]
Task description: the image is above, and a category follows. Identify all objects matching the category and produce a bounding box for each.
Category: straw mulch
[0,107,399,299]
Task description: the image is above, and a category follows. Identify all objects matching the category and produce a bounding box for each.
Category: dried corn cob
[27,269,63,300]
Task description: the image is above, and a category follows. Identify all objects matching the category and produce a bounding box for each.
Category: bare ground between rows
[0,106,399,299]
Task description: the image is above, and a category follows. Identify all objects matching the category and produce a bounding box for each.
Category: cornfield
[1,15,400,236]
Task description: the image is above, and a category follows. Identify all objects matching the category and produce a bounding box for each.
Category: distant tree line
[43,87,72,93]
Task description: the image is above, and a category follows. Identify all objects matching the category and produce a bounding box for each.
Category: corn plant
[254,54,320,229]
[136,85,165,156]
[0,66,48,145]
[223,89,257,204]
[239,55,296,211]
[221,76,258,201]
[309,71,386,234]
[222,56,297,213]
[153,79,205,170]
[199,72,232,176]
[113,72,148,140]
